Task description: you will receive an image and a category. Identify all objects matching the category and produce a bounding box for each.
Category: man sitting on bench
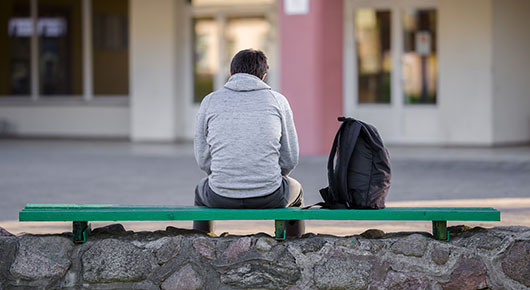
[193,49,304,237]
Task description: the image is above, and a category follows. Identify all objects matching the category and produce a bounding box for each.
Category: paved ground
[1,139,529,235]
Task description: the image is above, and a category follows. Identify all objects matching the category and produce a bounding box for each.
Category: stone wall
[0,225,529,289]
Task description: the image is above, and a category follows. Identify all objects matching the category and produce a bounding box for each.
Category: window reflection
[39,0,82,96]
[193,0,274,7]
[355,9,391,104]
[93,0,129,95]
[225,17,271,82]
[0,0,31,96]
[193,18,218,103]
[193,16,271,103]
[402,9,437,104]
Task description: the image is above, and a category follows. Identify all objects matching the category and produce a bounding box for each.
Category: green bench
[19,204,500,243]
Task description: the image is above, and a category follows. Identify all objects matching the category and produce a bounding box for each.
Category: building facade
[1,0,529,155]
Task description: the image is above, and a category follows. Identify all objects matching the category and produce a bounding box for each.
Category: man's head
[230,49,269,80]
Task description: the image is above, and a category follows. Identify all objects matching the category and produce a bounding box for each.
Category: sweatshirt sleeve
[194,96,212,175]
[278,99,299,176]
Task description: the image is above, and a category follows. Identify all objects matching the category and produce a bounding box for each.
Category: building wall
[130,0,189,142]
[438,0,494,145]
[402,107,442,143]
[2,0,529,148]
[175,2,194,140]
[0,0,130,139]
[0,105,129,137]
[491,0,530,144]
[93,0,129,95]
[280,0,343,155]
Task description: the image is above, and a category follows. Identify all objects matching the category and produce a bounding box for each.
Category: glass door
[402,8,437,104]
[191,2,276,104]
[345,0,438,142]
[355,9,392,104]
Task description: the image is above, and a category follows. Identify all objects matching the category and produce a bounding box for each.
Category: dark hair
[230,49,269,79]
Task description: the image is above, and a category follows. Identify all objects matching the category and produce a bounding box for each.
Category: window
[355,9,392,104]
[93,0,129,95]
[191,1,276,103]
[402,9,437,104]
[38,0,83,96]
[193,18,218,103]
[226,16,271,81]
[0,0,129,99]
[0,0,31,96]
[193,0,274,7]
[193,16,272,103]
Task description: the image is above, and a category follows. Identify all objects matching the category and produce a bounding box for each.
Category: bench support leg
[275,220,286,241]
[432,221,448,241]
[73,221,91,244]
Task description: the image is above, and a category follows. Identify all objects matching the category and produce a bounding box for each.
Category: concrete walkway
[1,139,529,236]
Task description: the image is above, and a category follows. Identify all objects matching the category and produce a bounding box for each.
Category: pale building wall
[0,105,129,137]
[438,0,494,145]
[0,0,190,141]
[491,0,530,145]
[175,0,194,140]
[130,0,189,141]
[402,107,442,143]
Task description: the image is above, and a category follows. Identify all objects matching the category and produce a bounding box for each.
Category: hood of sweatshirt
[224,73,271,92]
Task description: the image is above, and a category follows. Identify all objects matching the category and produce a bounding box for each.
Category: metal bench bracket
[432,220,448,241]
[73,221,91,244]
[275,220,286,240]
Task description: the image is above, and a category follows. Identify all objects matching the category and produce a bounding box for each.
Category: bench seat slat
[20,205,500,222]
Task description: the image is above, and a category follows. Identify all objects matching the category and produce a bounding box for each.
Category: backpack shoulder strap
[335,117,362,207]
[324,120,345,200]
[302,202,349,210]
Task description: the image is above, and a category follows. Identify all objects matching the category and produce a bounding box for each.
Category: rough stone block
[91,224,126,236]
[0,227,14,237]
[455,232,504,250]
[358,239,385,254]
[255,237,277,252]
[82,239,156,283]
[219,247,300,289]
[335,237,359,249]
[224,237,251,259]
[0,237,17,283]
[314,256,373,290]
[361,229,385,239]
[193,238,216,260]
[142,236,183,265]
[442,257,487,290]
[10,236,73,280]
[76,280,159,289]
[502,240,530,287]
[431,247,450,265]
[161,264,203,290]
[297,237,328,254]
[383,271,429,290]
[390,234,428,257]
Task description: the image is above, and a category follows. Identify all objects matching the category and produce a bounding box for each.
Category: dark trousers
[193,176,305,237]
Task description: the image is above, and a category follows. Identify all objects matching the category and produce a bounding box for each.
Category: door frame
[343,0,439,143]
[190,3,279,101]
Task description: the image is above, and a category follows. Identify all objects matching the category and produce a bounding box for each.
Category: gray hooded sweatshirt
[194,73,299,198]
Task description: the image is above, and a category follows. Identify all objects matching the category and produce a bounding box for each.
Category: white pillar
[438,0,494,145]
[491,0,530,144]
[130,0,188,141]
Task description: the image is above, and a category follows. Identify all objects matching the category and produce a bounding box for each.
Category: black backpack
[318,117,391,209]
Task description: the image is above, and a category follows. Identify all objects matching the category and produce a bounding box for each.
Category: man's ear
[261,73,267,80]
